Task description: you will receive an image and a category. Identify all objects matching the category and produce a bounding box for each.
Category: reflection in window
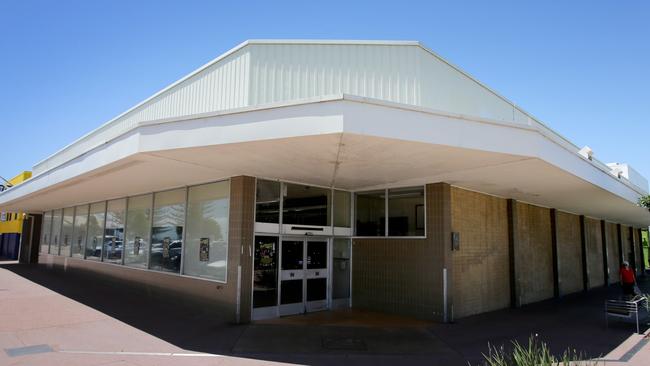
[355,190,385,236]
[334,190,351,228]
[40,211,52,254]
[86,202,106,261]
[72,205,88,258]
[184,181,230,281]
[388,187,425,236]
[150,189,185,273]
[103,199,126,264]
[253,236,278,308]
[283,183,330,226]
[124,194,152,269]
[60,207,75,257]
[50,209,63,255]
[255,180,280,223]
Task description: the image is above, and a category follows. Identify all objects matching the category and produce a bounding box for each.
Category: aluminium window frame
[39,178,232,285]
[352,185,427,239]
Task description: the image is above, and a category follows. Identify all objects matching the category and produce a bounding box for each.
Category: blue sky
[1,1,648,183]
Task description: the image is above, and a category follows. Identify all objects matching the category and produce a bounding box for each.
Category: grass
[479,335,598,366]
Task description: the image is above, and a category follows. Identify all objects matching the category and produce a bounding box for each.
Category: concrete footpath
[2,262,650,365]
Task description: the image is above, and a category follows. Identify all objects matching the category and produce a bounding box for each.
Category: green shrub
[639,195,650,211]
[480,335,598,366]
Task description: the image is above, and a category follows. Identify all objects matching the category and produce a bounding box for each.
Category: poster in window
[134,236,141,255]
[199,238,210,262]
[163,237,171,258]
[258,242,275,268]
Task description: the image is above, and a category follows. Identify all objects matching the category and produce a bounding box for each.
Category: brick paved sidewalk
[0,264,286,366]
[2,261,650,366]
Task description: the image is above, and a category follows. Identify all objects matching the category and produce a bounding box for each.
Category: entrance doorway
[252,235,351,320]
[279,238,328,316]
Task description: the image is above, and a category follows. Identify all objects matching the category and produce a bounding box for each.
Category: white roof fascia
[3,94,646,206]
[28,39,643,195]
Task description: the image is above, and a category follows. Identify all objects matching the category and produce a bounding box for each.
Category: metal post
[236,265,242,323]
[443,267,448,323]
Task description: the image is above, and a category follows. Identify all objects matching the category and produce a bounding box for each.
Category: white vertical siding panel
[34,48,251,175]
[35,43,531,175]
[246,43,425,106]
[225,60,231,110]
[240,51,249,107]
[217,62,224,110]
[243,42,521,122]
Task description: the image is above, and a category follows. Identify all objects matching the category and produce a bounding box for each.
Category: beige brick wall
[606,222,620,282]
[450,187,510,318]
[585,218,605,288]
[38,253,240,319]
[353,238,440,318]
[352,183,451,321]
[556,211,583,295]
[516,202,554,305]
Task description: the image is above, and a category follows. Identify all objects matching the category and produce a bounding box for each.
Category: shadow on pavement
[0,262,246,354]
[428,282,649,365]
[2,262,647,366]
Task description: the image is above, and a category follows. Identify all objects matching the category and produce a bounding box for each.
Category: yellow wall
[8,171,31,186]
[0,171,31,234]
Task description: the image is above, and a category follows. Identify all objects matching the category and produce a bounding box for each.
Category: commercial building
[0,40,648,322]
[0,171,32,260]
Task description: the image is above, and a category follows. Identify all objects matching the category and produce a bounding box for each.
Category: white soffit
[1,97,649,227]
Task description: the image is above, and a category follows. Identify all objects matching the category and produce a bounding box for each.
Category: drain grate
[322,337,367,351]
[5,344,53,357]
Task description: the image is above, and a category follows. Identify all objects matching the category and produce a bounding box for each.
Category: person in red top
[620,261,636,298]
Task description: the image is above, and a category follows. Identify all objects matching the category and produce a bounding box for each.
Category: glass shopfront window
[150,188,185,273]
[253,236,278,308]
[355,190,385,236]
[124,194,152,269]
[184,181,230,281]
[355,186,425,237]
[40,211,52,254]
[50,209,63,255]
[60,207,74,257]
[86,202,106,261]
[388,187,425,236]
[282,183,330,226]
[72,205,88,258]
[256,180,280,223]
[103,199,126,263]
[334,190,351,228]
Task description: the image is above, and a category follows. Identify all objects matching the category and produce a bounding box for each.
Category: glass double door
[279,238,328,316]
